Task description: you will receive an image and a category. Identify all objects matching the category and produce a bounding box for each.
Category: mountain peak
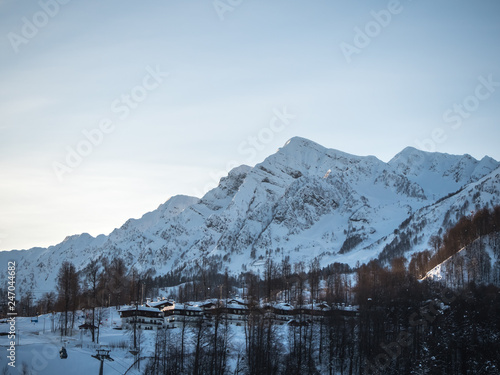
[276,137,365,166]
[280,136,326,153]
[2,138,500,294]
[62,233,94,243]
[284,136,320,147]
[389,146,430,164]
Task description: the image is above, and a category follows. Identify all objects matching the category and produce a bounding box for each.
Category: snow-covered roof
[146,299,174,308]
[163,303,202,312]
[225,302,248,310]
[118,305,162,313]
[272,303,294,311]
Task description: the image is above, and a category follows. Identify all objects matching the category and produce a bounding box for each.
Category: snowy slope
[389,147,499,200]
[422,233,500,286]
[1,137,499,295]
[0,308,147,375]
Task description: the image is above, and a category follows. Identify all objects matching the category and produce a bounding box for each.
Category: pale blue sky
[1,0,499,251]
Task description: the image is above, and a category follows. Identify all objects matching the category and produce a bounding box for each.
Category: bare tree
[429,235,442,253]
[38,291,56,314]
[106,257,128,306]
[56,261,79,336]
[309,258,321,303]
[83,259,100,342]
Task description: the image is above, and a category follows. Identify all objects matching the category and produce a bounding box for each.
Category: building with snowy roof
[118,305,163,330]
[145,297,174,310]
[162,302,205,328]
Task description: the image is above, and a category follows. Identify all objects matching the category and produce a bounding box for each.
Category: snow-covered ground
[0,307,154,375]
[1,306,263,374]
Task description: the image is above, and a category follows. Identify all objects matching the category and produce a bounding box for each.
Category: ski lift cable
[100,353,140,375]
[108,360,132,372]
[106,359,140,375]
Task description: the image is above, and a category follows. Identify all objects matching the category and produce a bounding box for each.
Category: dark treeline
[353,262,500,375]
[426,206,500,271]
[175,257,354,306]
[408,205,500,279]
[10,257,161,341]
[7,252,499,374]
[144,263,500,375]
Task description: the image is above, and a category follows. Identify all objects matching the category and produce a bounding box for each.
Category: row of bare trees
[26,257,155,341]
[407,205,500,280]
[144,255,500,375]
[427,206,500,270]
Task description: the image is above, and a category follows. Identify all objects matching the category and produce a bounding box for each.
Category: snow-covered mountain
[2,137,500,295]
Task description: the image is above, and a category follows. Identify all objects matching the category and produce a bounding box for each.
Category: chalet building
[198,300,218,317]
[296,302,331,321]
[270,302,295,324]
[162,302,204,328]
[328,303,358,318]
[118,305,163,330]
[118,298,358,329]
[217,299,249,325]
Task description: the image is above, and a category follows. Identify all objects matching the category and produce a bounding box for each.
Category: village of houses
[118,298,358,331]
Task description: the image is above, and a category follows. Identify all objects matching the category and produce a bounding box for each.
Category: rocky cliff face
[2,137,499,294]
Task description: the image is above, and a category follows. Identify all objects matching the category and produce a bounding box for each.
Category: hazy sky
[1,0,499,251]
